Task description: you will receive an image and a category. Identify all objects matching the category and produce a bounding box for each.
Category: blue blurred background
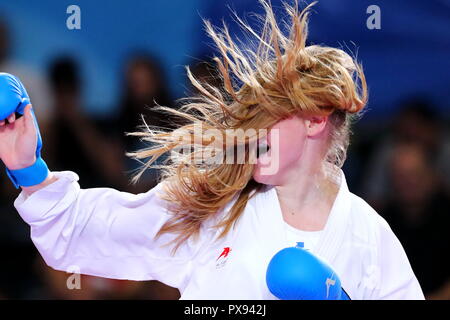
[1,0,449,117]
[0,0,449,299]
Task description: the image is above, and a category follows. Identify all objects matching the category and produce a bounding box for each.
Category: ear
[304,116,328,137]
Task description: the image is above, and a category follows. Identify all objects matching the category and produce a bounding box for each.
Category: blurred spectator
[45,57,126,189]
[382,142,450,299]
[114,53,175,193]
[362,97,450,210]
[187,56,222,96]
[0,17,52,128]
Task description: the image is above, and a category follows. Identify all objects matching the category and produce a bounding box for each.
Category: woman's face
[252,115,308,185]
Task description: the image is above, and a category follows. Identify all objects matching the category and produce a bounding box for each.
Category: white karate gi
[14,170,424,300]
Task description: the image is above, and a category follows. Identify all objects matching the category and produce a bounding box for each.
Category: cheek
[253,122,306,184]
[277,138,303,167]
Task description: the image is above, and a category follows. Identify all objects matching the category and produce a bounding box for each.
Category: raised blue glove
[266,242,350,300]
[0,73,49,188]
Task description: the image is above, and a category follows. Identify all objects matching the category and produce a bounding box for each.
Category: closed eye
[257,143,270,158]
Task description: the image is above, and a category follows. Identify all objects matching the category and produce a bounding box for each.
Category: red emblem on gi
[216,247,231,269]
[217,247,231,261]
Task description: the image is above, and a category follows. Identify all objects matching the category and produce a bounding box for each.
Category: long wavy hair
[127,0,367,254]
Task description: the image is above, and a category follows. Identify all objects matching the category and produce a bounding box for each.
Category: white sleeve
[14,171,203,290]
[376,218,425,300]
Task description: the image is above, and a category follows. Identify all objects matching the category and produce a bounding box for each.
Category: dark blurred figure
[362,97,450,210]
[0,18,7,63]
[187,56,222,96]
[382,142,450,299]
[115,53,175,194]
[45,57,125,189]
[119,54,172,132]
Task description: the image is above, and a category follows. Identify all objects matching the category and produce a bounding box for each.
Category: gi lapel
[312,169,352,265]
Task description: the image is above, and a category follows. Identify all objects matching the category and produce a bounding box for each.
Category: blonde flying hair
[127,0,368,253]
